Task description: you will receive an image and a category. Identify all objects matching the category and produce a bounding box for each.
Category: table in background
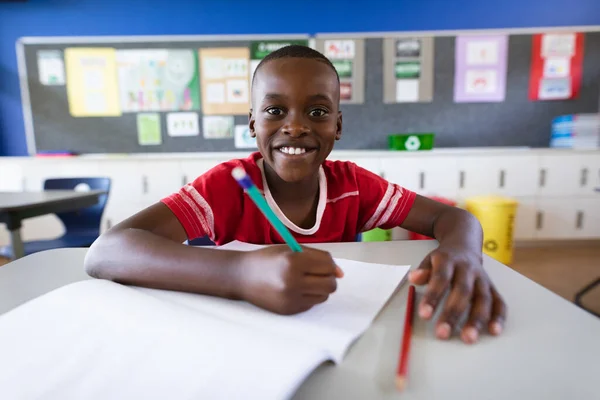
[0,241,598,399]
[0,190,106,259]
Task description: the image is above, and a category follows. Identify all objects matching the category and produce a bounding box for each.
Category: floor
[1,243,598,316]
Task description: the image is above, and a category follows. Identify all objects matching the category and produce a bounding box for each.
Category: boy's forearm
[84,229,245,299]
[432,208,483,250]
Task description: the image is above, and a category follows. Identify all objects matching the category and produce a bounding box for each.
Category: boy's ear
[335,111,343,141]
[248,109,256,138]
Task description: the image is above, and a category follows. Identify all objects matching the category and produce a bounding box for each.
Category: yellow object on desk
[465,195,518,265]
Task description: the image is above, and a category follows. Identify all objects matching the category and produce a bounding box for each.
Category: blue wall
[1,0,599,156]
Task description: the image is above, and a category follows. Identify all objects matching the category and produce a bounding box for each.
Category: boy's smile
[249,57,342,184]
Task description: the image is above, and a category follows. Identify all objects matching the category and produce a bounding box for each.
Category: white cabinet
[513,197,537,240]
[180,160,221,185]
[538,153,599,197]
[573,198,600,239]
[382,156,459,199]
[0,162,24,191]
[457,155,538,199]
[535,199,580,239]
[140,161,183,202]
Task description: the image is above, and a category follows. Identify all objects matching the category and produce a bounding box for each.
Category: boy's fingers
[335,265,344,278]
[460,277,492,344]
[488,285,507,336]
[301,275,338,295]
[419,252,454,320]
[409,252,434,285]
[436,266,475,340]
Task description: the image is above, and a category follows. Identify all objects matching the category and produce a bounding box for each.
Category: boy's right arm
[84,202,341,315]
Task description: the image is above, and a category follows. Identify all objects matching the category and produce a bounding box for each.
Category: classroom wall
[1,0,600,156]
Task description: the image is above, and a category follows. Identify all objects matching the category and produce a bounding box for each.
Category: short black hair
[251,44,340,85]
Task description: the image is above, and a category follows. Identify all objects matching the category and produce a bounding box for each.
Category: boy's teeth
[280,147,307,155]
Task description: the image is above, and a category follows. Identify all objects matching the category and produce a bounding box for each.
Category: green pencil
[231,167,303,252]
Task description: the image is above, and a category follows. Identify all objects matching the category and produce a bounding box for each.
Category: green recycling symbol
[405,135,421,151]
[484,240,498,252]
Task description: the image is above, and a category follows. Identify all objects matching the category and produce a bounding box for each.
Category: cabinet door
[0,162,24,191]
[141,161,183,201]
[513,197,537,240]
[573,198,600,239]
[457,155,538,199]
[180,160,223,185]
[382,156,459,199]
[538,153,600,197]
[100,161,144,204]
[535,199,578,239]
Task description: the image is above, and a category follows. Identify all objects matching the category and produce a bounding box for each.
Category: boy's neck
[263,163,320,203]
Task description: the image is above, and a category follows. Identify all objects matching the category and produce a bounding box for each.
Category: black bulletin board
[18,31,600,154]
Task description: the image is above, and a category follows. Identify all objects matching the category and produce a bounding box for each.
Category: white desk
[1,241,599,399]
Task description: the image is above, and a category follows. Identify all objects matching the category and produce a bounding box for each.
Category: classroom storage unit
[1,148,599,246]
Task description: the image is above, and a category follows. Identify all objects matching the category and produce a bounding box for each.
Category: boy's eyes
[264,107,329,117]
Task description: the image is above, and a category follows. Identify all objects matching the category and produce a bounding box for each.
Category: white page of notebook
[0,279,328,400]
[147,240,410,362]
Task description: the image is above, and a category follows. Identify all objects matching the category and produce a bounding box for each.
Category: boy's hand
[408,245,507,344]
[238,245,343,315]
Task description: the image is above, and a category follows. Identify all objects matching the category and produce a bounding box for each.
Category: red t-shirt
[161,152,416,245]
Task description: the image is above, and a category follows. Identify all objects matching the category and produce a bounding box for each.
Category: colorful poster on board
[454,35,508,103]
[136,113,162,145]
[249,40,309,78]
[320,39,365,104]
[529,33,584,101]
[167,112,200,137]
[383,37,434,104]
[37,50,65,85]
[64,48,121,117]
[116,49,200,113]
[199,48,251,115]
[234,124,257,148]
[202,116,234,139]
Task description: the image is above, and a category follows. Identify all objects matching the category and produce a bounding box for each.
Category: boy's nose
[282,119,310,137]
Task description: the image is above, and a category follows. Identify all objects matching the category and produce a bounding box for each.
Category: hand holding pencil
[231,167,343,315]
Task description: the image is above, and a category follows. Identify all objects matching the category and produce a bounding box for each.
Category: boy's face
[249,58,342,183]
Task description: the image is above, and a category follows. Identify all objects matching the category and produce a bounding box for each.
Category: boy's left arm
[399,194,507,345]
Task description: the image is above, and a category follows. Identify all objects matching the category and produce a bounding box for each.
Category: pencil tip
[395,376,406,391]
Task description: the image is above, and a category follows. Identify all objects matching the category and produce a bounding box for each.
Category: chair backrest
[44,177,111,235]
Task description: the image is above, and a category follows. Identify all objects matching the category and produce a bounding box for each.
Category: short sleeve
[355,165,417,232]
[160,162,242,242]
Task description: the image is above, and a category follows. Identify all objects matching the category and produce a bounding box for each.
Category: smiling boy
[85,45,506,344]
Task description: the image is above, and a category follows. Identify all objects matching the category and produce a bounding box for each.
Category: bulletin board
[17,28,600,155]
[17,34,310,155]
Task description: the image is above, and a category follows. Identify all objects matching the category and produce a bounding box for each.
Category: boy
[85,45,506,345]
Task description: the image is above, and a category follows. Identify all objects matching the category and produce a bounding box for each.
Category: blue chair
[0,177,111,258]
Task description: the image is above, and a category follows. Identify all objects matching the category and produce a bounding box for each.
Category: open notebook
[0,241,410,400]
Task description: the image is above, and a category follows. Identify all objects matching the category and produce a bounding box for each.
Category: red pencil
[396,284,416,391]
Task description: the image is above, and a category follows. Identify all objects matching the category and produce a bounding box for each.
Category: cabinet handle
[107,219,112,230]
[142,176,149,194]
[21,177,26,190]
[499,170,506,188]
[576,211,584,230]
[380,171,385,179]
[182,175,188,186]
[580,168,588,187]
[419,172,425,190]
[536,211,544,230]
[459,171,465,189]
[539,169,546,187]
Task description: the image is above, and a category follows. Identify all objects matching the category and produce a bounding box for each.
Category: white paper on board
[226,79,249,103]
[167,112,200,137]
[234,124,257,149]
[539,78,572,100]
[206,83,226,104]
[395,80,419,102]
[324,40,355,59]
[224,58,249,78]
[543,57,571,78]
[203,116,234,139]
[464,70,498,94]
[466,41,499,66]
[37,50,65,85]
[542,34,576,57]
[203,57,224,79]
